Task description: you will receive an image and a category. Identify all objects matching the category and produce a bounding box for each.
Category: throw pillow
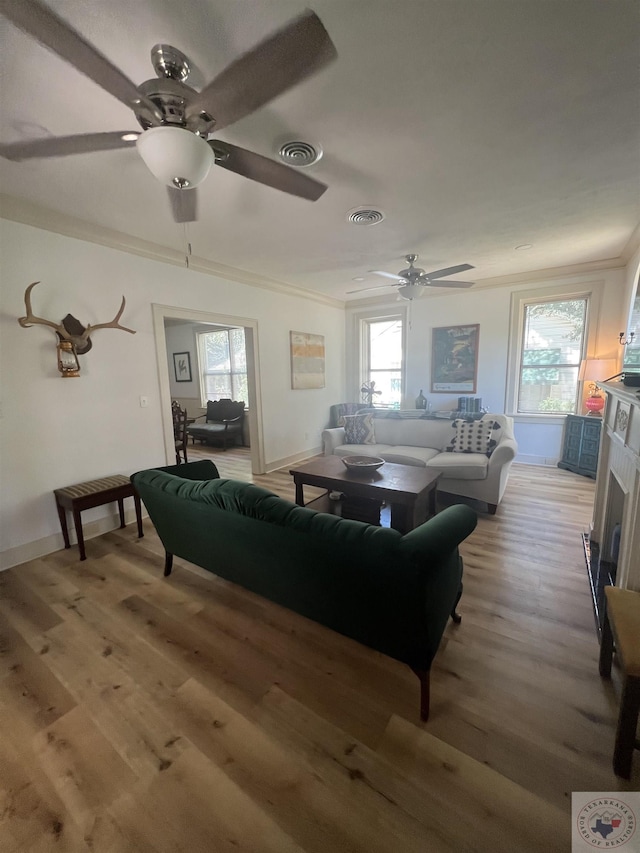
[446,417,500,456]
[343,413,375,445]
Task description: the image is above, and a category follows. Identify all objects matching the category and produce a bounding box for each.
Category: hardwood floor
[1,451,638,852]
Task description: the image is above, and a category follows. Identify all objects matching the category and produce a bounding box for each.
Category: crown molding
[621,221,640,262]
[0,193,344,309]
[468,257,626,290]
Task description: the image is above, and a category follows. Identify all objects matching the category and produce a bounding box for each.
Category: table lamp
[578,358,617,415]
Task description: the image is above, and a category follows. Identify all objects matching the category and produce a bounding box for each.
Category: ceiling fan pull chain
[183,222,192,268]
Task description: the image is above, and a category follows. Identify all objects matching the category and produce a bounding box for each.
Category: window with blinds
[517,298,588,414]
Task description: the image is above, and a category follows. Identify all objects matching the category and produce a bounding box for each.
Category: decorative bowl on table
[341,455,385,472]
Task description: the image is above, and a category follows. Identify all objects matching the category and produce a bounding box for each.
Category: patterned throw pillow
[343,413,376,445]
[446,417,501,456]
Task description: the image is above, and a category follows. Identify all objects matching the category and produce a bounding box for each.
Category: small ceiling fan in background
[348,254,475,300]
[0,0,337,223]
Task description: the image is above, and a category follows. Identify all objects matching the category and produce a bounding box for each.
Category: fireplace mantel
[591,380,640,591]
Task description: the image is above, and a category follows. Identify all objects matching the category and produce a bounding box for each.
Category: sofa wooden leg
[487,503,497,515]
[451,581,463,624]
[164,552,173,577]
[411,667,431,721]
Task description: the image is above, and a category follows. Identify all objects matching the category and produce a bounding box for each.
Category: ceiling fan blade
[370,270,408,283]
[211,141,327,201]
[167,187,198,223]
[346,284,397,294]
[0,0,162,124]
[0,131,138,161]
[425,279,474,289]
[186,10,337,131]
[425,263,475,279]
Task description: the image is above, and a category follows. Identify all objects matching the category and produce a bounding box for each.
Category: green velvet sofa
[131,461,477,720]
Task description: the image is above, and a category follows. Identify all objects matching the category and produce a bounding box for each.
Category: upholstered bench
[599,586,640,779]
[54,474,143,561]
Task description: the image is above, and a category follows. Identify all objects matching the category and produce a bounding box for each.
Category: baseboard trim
[265,445,323,474]
[0,507,147,572]
[515,455,559,467]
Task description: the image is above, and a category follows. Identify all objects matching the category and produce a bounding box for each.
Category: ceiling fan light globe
[136,126,213,189]
[397,284,424,301]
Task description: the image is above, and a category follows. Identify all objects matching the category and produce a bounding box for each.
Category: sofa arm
[488,437,518,468]
[322,427,346,456]
[399,504,477,562]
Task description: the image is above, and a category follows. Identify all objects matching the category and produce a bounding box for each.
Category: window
[363,317,403,407]
[623,290,640,369]
[517,298,588,414]
[197,327,248,406]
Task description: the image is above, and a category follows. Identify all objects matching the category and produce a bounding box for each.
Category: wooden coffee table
[290,455,441,534]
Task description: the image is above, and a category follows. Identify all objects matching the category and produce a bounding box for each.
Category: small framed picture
[173,351,192,383]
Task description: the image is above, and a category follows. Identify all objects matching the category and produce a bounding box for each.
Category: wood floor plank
[377,713,568,852]
[46,592,190,697]
[10,558,80,605]
[115,594,272,715]
[152,676,407,853]
[188,598,405,748]
[0,720,90,853]
[0,571,63,639]
[252,685,483,853]
[30,706,139,836]
[0,623,77,735]
[107,745,306,853]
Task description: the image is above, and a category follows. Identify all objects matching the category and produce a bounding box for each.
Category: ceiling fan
[0,0,337,223]
[348,254,475,300]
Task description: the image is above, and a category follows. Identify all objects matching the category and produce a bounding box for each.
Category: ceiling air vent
[347,208,385,225]
[277,140,322,167]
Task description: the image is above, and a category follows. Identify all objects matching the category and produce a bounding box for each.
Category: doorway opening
[152,303,265,474]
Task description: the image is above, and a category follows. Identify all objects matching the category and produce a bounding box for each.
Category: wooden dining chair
[172,402,189,465]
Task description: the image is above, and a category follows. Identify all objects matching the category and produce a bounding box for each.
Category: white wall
[347,267,627,464]
[165,323,201,404]
[0,219,345,568]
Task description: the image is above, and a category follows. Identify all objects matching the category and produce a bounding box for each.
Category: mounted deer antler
[18,282,135,354]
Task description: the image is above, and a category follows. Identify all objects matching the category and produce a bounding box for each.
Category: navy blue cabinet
[557,414,602,478]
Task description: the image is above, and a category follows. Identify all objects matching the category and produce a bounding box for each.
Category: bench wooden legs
[56,501,71,550]
[72,507,87,560]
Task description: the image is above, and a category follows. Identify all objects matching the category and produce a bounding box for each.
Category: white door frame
[152,303,266,474]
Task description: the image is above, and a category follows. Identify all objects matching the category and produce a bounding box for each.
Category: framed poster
[431,324,479,393]
[290,331,325,389]
[173,351,192,383]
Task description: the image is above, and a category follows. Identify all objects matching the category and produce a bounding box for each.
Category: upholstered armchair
[186,399,245,450]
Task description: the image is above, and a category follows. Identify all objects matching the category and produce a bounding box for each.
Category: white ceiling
[1,0,639,302]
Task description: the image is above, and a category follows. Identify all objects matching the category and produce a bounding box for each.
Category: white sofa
[322,412,518,514]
